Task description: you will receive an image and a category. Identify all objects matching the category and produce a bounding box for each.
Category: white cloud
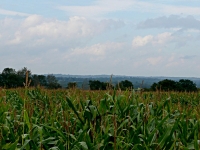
[8,32,21,45]
[165,61,180,67]
[0,15,126,74]
[0,18,20,29]
[132,32,172,48]
[166,56,183,67]
[153,32,172,45]
[0,15,124,49]
[57,0,135,18]
[22,15,43,27]
[132,35,153,47]
[147,56,162,65]
[1,2,200,76]
[162,5,200,15]
[70,44,106,56]
[133,2,200,16]
[57,0,200,18]
[0,8,30,16]
[66,42,124,59]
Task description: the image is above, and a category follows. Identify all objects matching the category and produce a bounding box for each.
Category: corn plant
[0,88,200,149]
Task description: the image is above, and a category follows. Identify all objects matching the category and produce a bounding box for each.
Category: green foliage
[17,67,31,78]
[46,74,62,89]
[178,79,197,92]
[0,68,62,89]
[151,79,197,92]
[0,67,30,88]
[32,74,47,87]
[116,80,134,90]
[0,68,23,88]
[1,88,200,149]
[89,80,107,90]
[67,82,77,89]
[2,68,16,75]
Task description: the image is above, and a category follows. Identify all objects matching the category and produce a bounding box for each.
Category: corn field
[0,88,200,149]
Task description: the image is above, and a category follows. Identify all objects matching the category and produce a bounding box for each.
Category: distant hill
[52,74,200,89]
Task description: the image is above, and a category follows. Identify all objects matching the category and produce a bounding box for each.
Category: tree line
[88,80,134,90]
[0,67,198,91]
[75,79,197,92]
[0,67,61,89]
[151,79,197,92]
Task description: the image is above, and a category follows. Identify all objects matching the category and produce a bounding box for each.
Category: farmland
[1,88,200,149]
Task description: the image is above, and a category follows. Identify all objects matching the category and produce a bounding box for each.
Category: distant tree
[150,82,158,91]
[157,79,177,91]
[177,79,197,92]
[38,75,47,86]
[17,67,31,78]
[2,68,16,75]
[32,74,47,87]
[32,75,38,87]
[0,74,4,87]
[89,80,107,90]
[16,67,32,87]
[67,82,77,89]
[117,80,133,90]
[151,79,197,92]
[1,68,22,88]
[46,74,62,89]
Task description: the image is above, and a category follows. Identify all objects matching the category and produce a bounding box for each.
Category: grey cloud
[137,15,200,30]
[180,55,197,59]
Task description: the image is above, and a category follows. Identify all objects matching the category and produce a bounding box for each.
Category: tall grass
[0,88,200,149]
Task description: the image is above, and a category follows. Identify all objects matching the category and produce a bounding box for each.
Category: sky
[1,0,200,77]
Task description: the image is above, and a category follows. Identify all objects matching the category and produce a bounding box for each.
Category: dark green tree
[1,68,23,88]
[0,74,3,87]
[177,79,197,92]
[17,67,31,79]
[157,79,177,91]
[16,67,32,86]
[32,75,47,87]
[2,68,16,75]
[67,82,77,89]
[151,79,197,92]
[117,80,133,90]
[46,74,62,89]
[89,80,107,90]
[150,82,158,91]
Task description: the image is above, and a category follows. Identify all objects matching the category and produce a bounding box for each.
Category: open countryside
[1,0,200,149]
[0,67,200,149]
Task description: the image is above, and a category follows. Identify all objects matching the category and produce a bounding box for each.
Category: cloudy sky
[1,0,200,77]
